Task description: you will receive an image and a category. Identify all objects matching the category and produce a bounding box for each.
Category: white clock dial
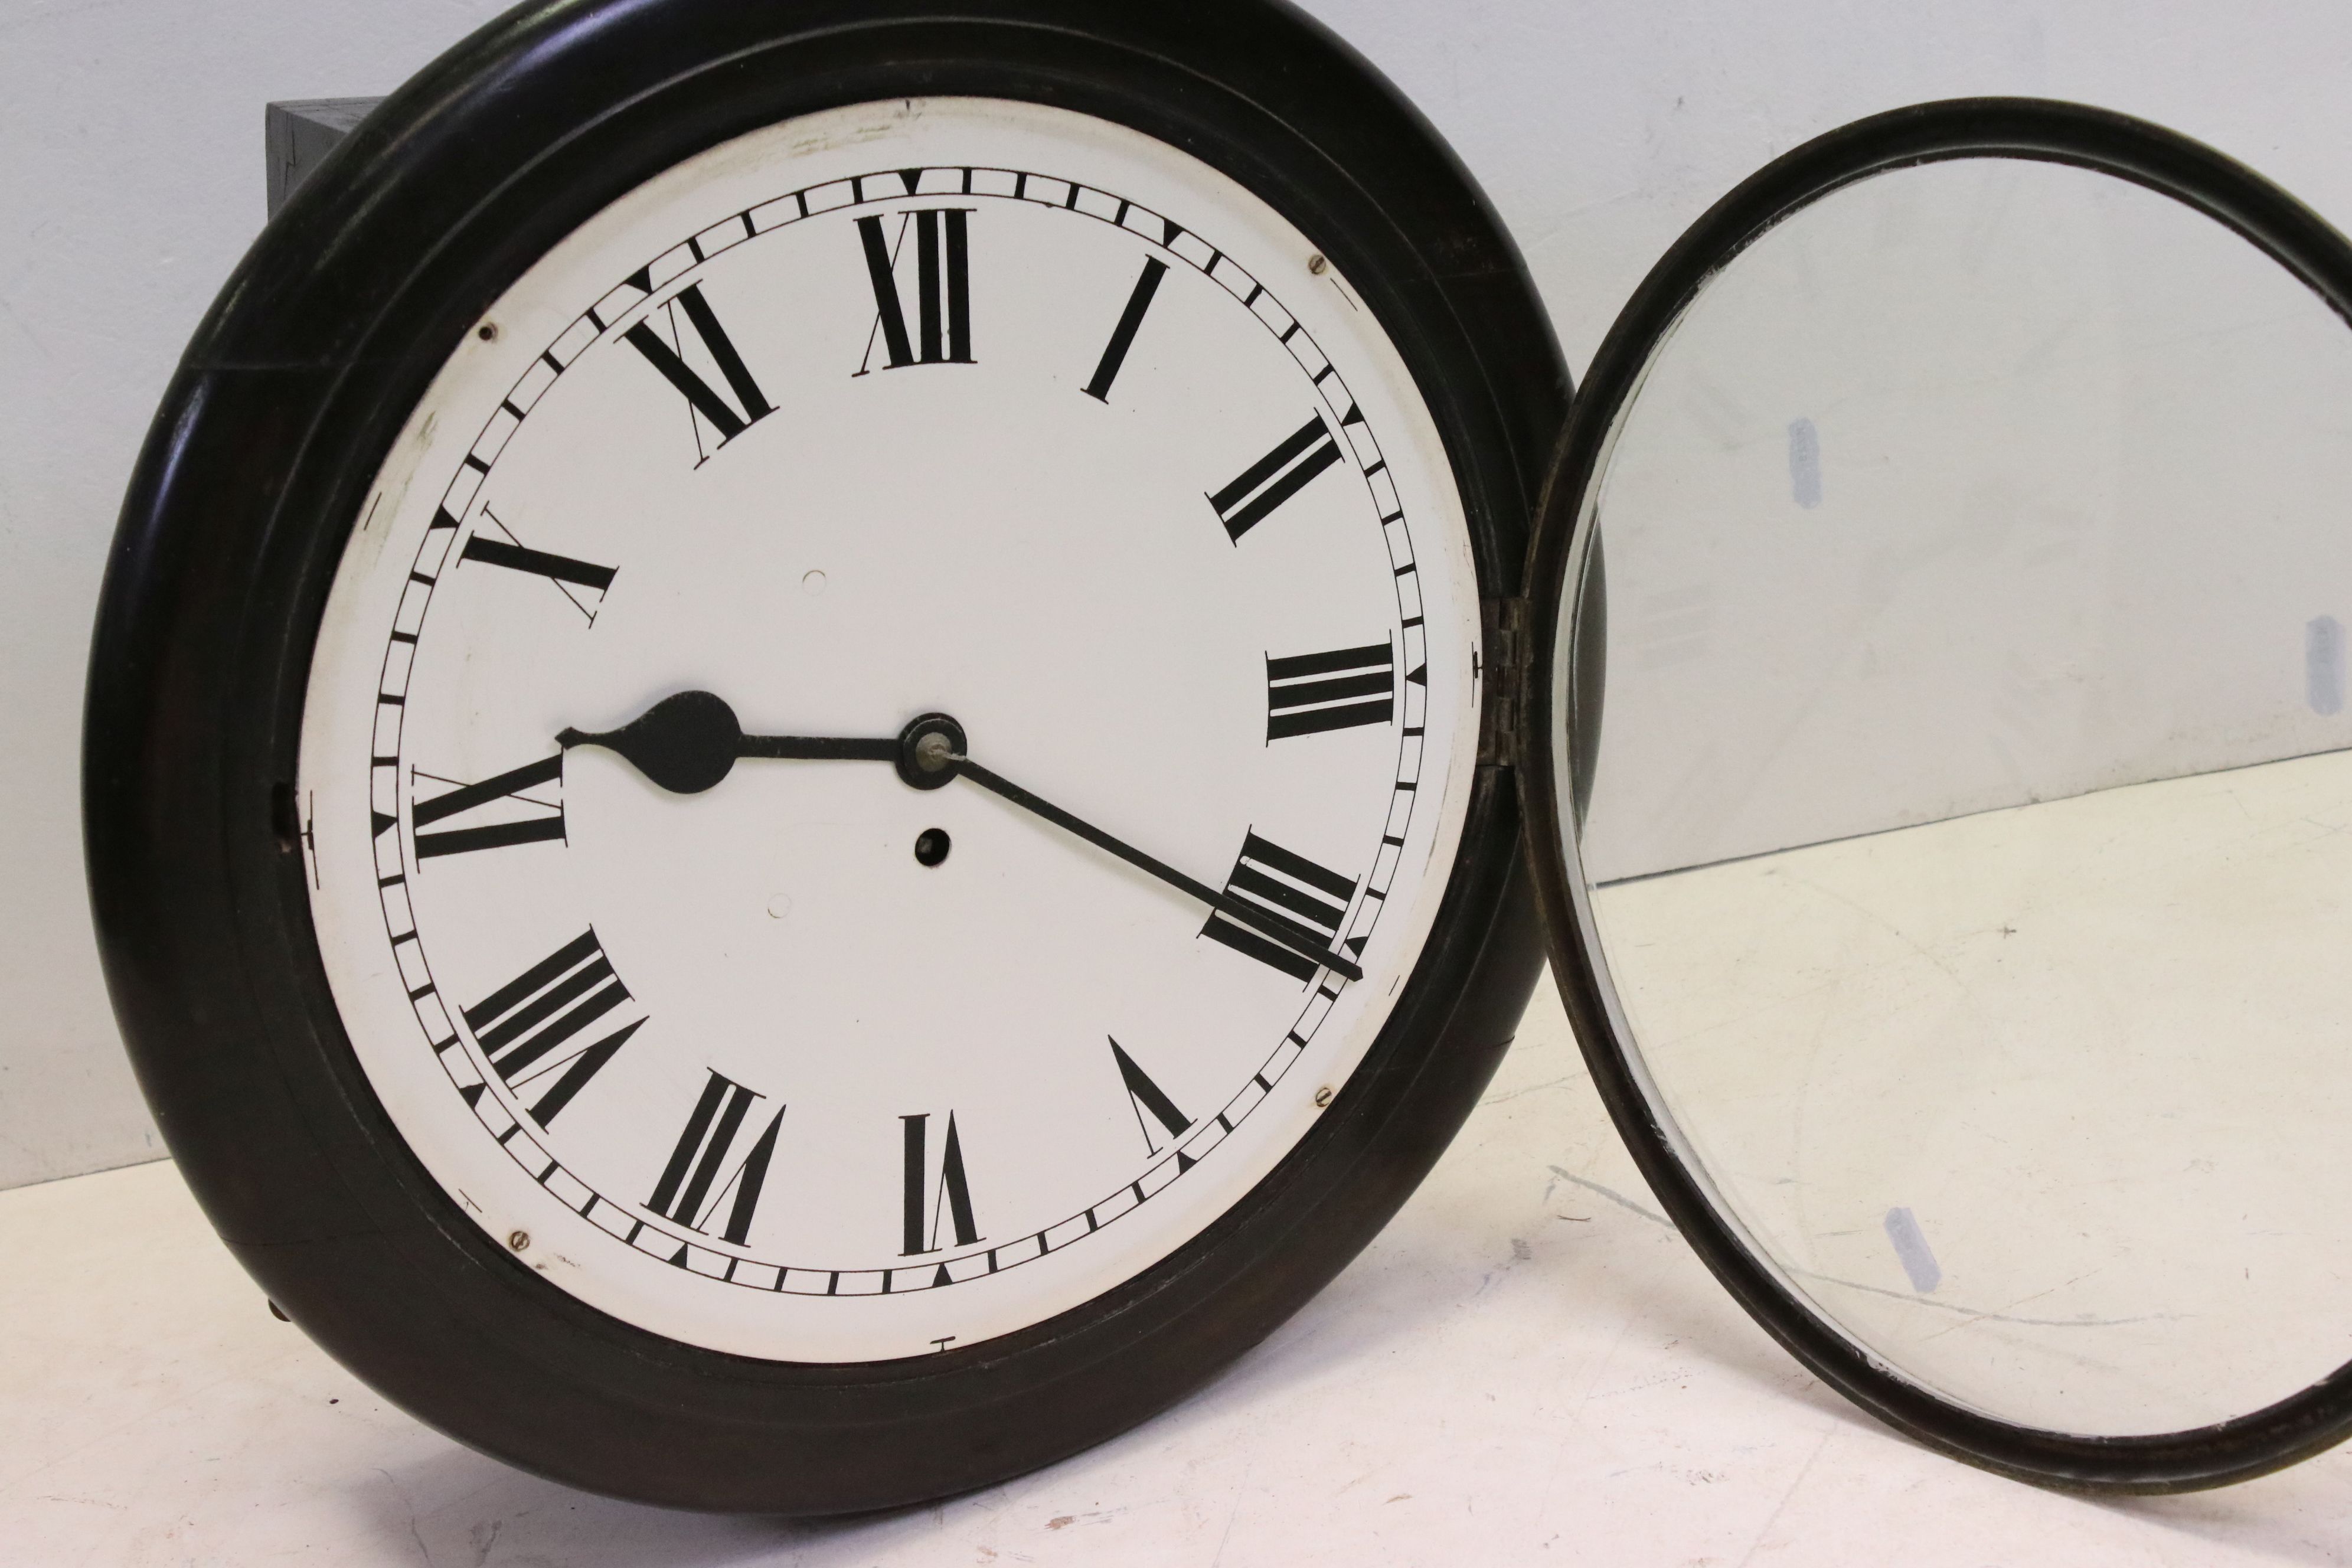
[299,97,1482,1362]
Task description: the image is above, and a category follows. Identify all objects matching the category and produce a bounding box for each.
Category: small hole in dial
[914,828,952,867]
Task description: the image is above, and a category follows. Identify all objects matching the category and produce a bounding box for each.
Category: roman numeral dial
[316,141,1452,1340]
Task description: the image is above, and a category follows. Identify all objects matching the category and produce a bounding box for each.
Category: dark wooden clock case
[84,0,1567,1514]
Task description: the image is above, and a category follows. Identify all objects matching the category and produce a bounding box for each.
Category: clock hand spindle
[560,692,1364,982]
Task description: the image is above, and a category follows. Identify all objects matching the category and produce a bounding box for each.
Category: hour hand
[558,690,894,793]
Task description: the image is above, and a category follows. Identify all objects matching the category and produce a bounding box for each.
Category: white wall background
[6,0,2352,1189]
[1577,159,2352,883]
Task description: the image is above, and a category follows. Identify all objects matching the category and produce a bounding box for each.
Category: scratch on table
[1735,1424,1834,1568]
[1483,1073,1577,1106]
[1789,1265,2186,1329]
[1547,1166,1670,1226]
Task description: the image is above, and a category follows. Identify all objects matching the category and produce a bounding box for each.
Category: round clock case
[84,0,2352,1516]
[84,0,1565,1515]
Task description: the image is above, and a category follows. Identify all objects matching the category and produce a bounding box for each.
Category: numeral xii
[858,210,974,373]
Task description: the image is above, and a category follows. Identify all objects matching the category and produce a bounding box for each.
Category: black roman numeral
[622,283,774,450]
[1207,416,1345,543]
[456,509,615,620]
[412,753,564,859]
[463,929,641,1126]
[855,210,974,373]
[1201,832,1359,982]
[1082,257,1168,403]
[900,1112,980,1255]
[647,1070,785,1247]
[1109,1038,1191,1154]
[1267,641,1395,740]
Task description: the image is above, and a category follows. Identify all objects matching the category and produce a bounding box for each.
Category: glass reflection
[1576,157,2352,1435]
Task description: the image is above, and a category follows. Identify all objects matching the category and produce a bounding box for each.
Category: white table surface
[5,975,2347,1567]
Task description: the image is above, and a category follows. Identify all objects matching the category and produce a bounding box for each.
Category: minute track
[321,130,1451,1355]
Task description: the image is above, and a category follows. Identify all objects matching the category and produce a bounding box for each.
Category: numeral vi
[900,1111,981,1255]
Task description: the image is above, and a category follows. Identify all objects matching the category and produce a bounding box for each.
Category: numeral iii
[1266,641,1394,740]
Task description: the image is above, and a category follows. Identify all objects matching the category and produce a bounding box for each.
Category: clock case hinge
[1476,597,1530,768]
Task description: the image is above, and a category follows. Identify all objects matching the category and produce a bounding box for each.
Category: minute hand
[952,756,1364,984]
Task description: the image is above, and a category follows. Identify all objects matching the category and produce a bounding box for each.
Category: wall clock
[84,0,2352,1512]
